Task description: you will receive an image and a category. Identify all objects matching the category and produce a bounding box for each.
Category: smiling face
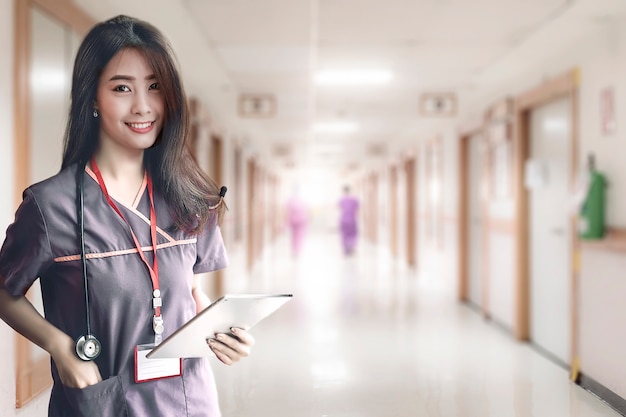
[95,48,165,159]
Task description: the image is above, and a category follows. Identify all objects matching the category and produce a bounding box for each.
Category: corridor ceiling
[78,0,626,177]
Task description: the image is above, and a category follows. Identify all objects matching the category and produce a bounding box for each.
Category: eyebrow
[108,74,157,82]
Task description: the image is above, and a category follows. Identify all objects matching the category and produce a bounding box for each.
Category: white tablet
[147,293,293,359]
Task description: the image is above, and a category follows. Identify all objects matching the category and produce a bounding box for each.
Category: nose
[131,91,152,115]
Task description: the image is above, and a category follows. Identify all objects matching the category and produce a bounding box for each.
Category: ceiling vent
[238,94,276,118]
[272,144,291,158]
[419,92,457,117]
[366,143,387,157]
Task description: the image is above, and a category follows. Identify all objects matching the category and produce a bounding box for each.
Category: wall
[579,250,626,396]
[574,19,626,399]
[0,0,16,413]
[468,15,626,222]
[462,10,626,399]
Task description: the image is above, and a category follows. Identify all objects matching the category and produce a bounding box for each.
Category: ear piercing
[93,109,99,118]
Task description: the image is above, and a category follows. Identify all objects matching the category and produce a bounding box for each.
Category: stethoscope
[75,161,102,361]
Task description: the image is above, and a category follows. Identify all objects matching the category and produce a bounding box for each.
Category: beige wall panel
[579,249,626,399]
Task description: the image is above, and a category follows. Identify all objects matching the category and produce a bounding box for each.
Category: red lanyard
[90,158,162,319]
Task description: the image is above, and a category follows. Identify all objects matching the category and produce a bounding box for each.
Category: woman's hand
[50,336,102,389]
[207,327,255,365]
[0,289,102,388]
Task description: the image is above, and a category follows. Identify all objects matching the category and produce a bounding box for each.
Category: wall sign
[600,86,616,136]
[485,97,514,200]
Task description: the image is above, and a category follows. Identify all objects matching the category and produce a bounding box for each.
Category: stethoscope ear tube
[75,161,101,361]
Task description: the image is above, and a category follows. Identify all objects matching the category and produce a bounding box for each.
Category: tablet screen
[147,293,293,359]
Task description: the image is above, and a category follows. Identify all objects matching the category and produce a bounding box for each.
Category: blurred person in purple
[339,185,359,255]
[286,186,308,257]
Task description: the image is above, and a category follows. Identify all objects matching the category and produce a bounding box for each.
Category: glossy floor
[212,231,620,417]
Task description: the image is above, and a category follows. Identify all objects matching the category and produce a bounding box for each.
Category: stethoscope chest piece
[76,334,102,361]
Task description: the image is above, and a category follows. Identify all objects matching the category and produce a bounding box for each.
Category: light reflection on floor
[212,231,620,417]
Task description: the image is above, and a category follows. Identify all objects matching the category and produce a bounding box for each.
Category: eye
[149,82,160,90]
[113,85,130,93]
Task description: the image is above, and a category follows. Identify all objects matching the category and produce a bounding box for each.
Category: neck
[92,150,145,183]
[91,150,147,206]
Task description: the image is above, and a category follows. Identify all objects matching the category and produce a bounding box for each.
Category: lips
[126,121,155,133]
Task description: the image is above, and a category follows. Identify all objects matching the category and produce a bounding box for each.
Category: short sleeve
[193,223,229,274]
[0,189,54,296]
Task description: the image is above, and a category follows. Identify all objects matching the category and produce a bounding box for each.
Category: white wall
[0,0,15,413]
[577,22,626,227]
[0,1,16,414]
[579,250,626,397]
[574,19,626,399]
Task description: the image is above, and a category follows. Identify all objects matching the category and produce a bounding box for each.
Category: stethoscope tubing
[75,162,101,361]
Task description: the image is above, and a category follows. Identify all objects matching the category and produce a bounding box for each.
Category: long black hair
[62,15,224,234]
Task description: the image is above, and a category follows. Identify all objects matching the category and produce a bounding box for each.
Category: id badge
[134,344,182,383]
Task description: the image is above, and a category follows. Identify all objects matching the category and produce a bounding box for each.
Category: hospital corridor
[213,230,621,417]
[2,0,626,416]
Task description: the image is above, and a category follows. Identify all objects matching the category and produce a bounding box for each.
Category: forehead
[101,48,154,79]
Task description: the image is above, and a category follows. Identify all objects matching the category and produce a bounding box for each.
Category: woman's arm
[191,273,211,313]
[0,282,101,388]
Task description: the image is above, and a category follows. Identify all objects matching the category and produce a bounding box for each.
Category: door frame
[209,134,224,295]
[457,127,485,305]
[389,165,398,258]
[404,157,417,267]
[246,158,256,269]
[366,173,379,243]
[513,69,579,371]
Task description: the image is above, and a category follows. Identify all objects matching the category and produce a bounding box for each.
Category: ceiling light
[315,69,393,85]
[312,122,358,134]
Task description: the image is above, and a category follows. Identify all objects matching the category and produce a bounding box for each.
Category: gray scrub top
[0,164,229,417]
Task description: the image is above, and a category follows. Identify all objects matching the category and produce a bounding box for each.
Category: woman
[0,15,252,416]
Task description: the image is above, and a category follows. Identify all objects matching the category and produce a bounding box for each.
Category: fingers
[53,342,103,388]
[207,327,255,366]
[229,327,255,346]
[58,359,102,388]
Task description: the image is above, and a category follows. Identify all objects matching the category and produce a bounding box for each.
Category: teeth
[128,122,152,129]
